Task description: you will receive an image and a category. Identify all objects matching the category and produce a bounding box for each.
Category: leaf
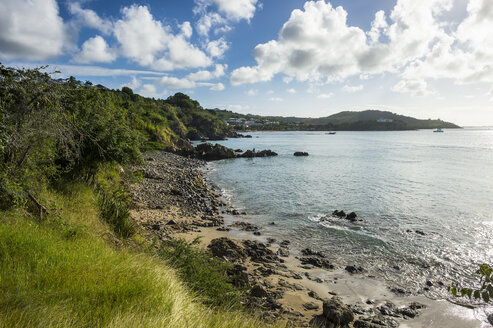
[482,291,490,303]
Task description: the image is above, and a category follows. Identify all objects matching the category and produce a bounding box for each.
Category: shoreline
[128,151,486,327]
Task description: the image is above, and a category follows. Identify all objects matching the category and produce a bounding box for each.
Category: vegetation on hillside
[213,109,460,131]
[0,65,278,327]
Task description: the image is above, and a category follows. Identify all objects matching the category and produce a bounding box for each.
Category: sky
[0,0,492,126]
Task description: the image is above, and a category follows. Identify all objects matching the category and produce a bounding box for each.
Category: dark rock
[242,240,279,263]
[267,238,276,244]
[322,298,355,326]
[294,152,309,156]
[426,280,433,287]
[280,240,291,247]
[230,221,259,232]
[354,315,399,328]
[253,231,261,236]
[345,212,357,221]
[195,142,236,161]
[234,149,244,153]
[151,223,163,231]
[240,149,278,158]
[269,221,276,225]
[398,302,426,319]
[415,230,426,235]
[303,302,319,310]
[332,210,346,218]
[216,227,231,231]
[301,257,334,269]
[390,287,409,295]
[487,313,493,326]
[345,265,365,274]
[208,237,247,262]
[301,248,325,257]
[227,264,249,287]
[166,220,178,225]
[250,285,268,298]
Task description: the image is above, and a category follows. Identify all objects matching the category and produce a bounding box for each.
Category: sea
[203,128,493,300]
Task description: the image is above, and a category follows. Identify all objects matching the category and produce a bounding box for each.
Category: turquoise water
[205,129,493,296]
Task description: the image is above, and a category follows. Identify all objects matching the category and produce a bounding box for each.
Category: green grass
[0,185,282,328]
[159,238,248,309]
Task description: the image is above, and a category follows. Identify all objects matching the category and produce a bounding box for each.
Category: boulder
[195,143,236,161]
[332,210,346,218]
[303,302,320,310]
[208,237,247,262]
[250,284,268,298]
[345,212,357,221]
[322,298,355,326]
[243,240,280,263]
[345,265,365,274]
[294,152,309,156]
[301,248,325,257]
[240,149,278,158]
[487,313,493,326]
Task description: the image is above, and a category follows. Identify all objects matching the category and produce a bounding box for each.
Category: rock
[426,280,433,287]
[301,257,334,269]
[294,284,305,291]
[294,152,309,156]
[269,221,276,225]
[227,264,249,287]
[487,313,493,326]
[277,248,290,257]
[242,240,279,263]
[303,302,319,310]
[234,149,243,153]
[151,223,163,231]
[322,298,355,326]
[166,220,178,225]
[250,285,268,298]
[253,231,262,236]
[415,230,426,236]
[345,265,365,274]
[230,221,260,232]
[332,210,346,218]
[195,142,236,161]
[267,238,276,244]
[240,149,278,158]
[354,315,399,328]
[208,237,247,262]
[398,302,426,319]
[345,212,357,221]
[301,248,325,257]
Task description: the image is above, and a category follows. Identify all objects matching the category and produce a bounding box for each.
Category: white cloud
[317,92,333,99]
[230,0,493,91]
[195,12,226,37]
[180,21,193,38]
[342,84,363,93]
[0,0,67,60]
[139,84,159,98]
[68,2,112,35]
[212,0,259,21]
[206,38,229,58]
[158,76,196,89]
[114,5,211,71]
[120,77,141,90]
[187,64,226,81]
[198,82,225,91]
[246,89,258,96]
[392,79,431,96]
[269,97,283,102]
[287,88,297,94]
[73,36,116,64]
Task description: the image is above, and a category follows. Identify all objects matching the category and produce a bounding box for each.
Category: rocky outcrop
[240,149,278,158]
[195,143,236,160]
[321,297,355,327]
[208,237,247,262]
[300,257,334,269]
[293,152,309,156]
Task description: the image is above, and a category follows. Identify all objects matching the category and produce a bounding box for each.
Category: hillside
[213,109,460,131]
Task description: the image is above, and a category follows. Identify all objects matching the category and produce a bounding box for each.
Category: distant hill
[212,109,460,131]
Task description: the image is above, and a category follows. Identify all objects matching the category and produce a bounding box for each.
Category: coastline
[128,151,485,328]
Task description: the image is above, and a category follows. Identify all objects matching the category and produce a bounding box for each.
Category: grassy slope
[0,185,280,328]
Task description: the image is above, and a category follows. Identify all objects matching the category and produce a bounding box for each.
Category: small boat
[326,132,336,135]
[433,128,443,133]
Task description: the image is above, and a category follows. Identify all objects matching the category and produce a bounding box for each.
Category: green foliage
[158,238,248,309]
[449,262,493,303]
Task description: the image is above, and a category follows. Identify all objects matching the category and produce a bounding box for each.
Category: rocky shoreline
[127,150,480,328]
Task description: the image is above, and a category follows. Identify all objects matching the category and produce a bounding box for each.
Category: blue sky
[1,0,492,126]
